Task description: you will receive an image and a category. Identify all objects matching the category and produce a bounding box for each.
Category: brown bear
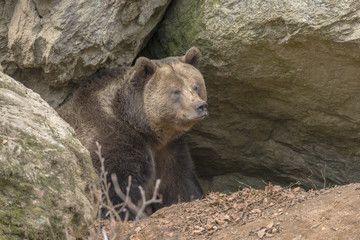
[57,47,207,219]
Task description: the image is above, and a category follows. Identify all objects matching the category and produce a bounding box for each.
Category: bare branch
[111,174,142,217]
[124,179,162,240]
[87,142,163,240]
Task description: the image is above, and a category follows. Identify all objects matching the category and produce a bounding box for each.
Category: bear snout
[195,101,208,118]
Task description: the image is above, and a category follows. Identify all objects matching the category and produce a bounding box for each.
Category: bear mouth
[182,111,208,123]
[193,111,208,120]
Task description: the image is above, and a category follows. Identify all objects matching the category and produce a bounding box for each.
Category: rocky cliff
[142,0,360,190]
[0,0,171,107]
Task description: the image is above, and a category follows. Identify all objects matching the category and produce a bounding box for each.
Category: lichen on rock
[0,71,98,239]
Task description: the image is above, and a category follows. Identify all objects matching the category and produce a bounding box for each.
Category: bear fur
[57,47,207,219]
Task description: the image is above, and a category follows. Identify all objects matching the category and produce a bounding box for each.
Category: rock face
[0,71,98,239]
[142,0,360,190]
[0,0,171,107]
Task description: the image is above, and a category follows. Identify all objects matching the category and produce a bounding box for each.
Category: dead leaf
[223,215,231,221]
[250,209,261,214]
[265,186,269,195]
[257,228,266,238]
[193,226,205,234]
[266,222,274,229]
[273,185,283,193]
[215,218,226,225]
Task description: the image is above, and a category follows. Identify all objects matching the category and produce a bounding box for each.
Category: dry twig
[85,141,162,240]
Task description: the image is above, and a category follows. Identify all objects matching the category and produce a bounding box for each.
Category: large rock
[142,0,360,190]
[0,71,98,239]
[0,0,171,107]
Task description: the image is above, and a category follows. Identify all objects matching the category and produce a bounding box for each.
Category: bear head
[133,47,207,145]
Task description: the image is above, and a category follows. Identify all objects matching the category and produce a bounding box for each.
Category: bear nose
[195,102,208,113]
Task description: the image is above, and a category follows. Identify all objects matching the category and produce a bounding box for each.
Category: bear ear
[134,57,157,82]
[182,47,202,68]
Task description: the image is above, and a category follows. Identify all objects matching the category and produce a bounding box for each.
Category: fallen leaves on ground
[96,182,358,240]
[129,183,317,239]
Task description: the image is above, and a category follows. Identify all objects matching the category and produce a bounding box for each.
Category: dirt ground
[100,183,360,240]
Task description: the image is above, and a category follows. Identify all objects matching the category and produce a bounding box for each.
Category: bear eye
[173,89,181,95]
[193,85,199,92]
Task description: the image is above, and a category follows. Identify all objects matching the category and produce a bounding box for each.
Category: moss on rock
[0,71,98,239]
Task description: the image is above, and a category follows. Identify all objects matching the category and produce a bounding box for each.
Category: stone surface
[0,0,171,107]
[0,71,98,239]
[200,173,268,194]
[142,0,360,189]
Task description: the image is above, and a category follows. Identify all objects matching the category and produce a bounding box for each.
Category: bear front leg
[186,168,204,200]
[154,137,203,209]
[175,147,204,201]
[99,146,155,220]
